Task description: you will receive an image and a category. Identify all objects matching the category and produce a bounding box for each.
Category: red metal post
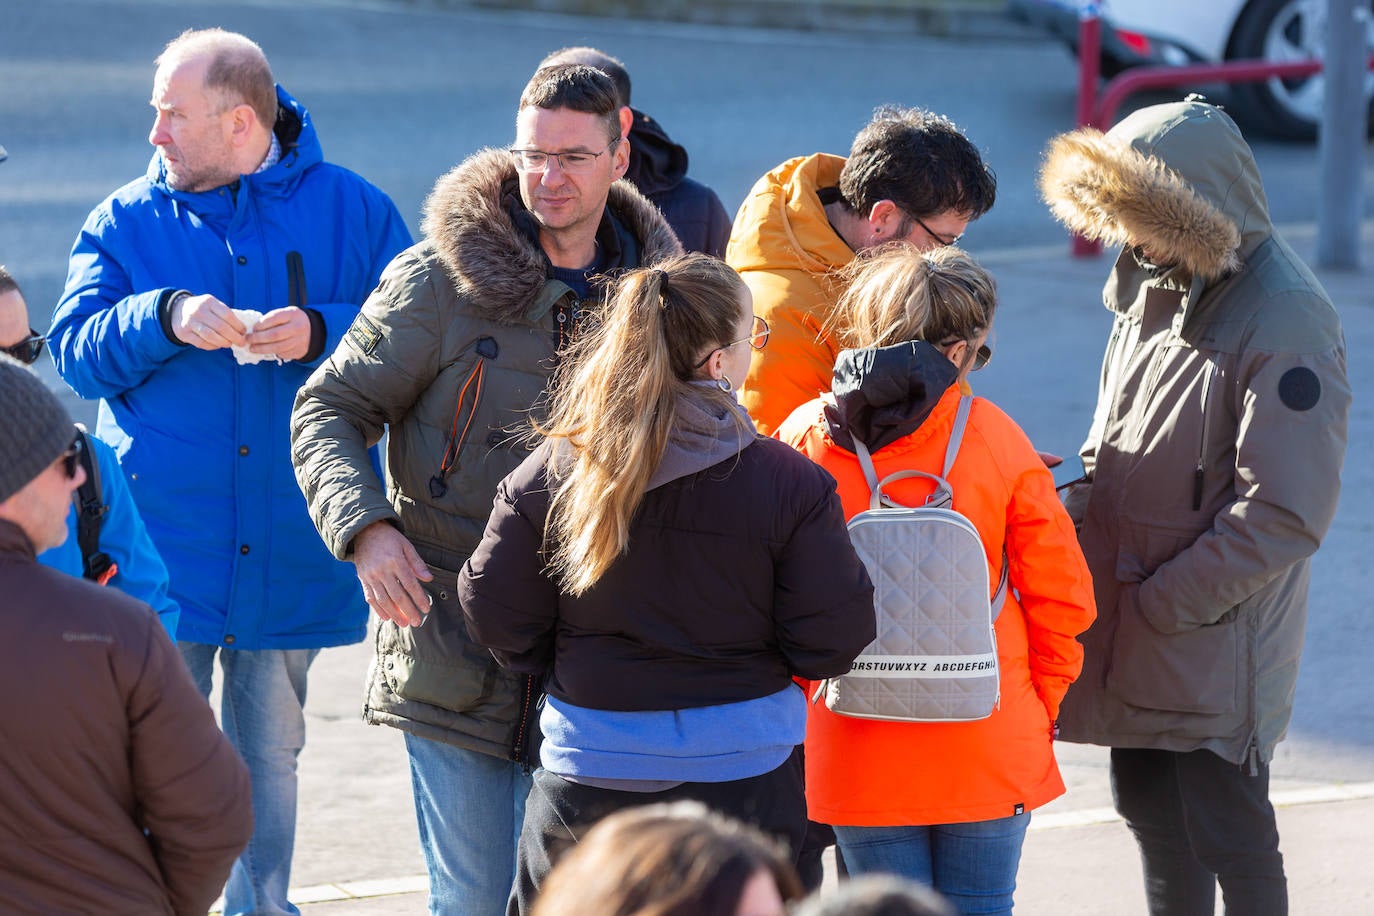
[1072,3,1103,256]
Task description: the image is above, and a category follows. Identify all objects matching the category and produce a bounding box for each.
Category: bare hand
[352,521,433,627]
[246,306,312,361]
[1037,451,1064,469]
[172,293,247,350]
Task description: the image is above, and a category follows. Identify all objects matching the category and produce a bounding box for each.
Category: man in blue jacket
[0,266,178,636]
[49,28,412,916]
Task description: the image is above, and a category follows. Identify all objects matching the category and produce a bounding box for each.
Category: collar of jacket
[0,518,37,561]
[146,84,319,206]
[624,108,689,198]
[420,147,682,325]
[824,340,959,454]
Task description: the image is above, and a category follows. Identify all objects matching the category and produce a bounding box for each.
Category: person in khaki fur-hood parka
[1039,98,1350,915]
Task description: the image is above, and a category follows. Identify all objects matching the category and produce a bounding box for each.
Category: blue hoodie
[49,85,412,649]
[39,432,180,637]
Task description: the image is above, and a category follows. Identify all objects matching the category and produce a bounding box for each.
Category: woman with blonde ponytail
[777,245,1096,916]
[460,252,875,914]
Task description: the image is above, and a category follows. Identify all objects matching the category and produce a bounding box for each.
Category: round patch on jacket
[1278,367,1321,411]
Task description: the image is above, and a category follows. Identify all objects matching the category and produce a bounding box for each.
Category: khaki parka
[291,149,680,761]
[1039,100,1351,766]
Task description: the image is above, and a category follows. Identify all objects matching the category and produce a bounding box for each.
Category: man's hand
[352,521,433,627]
[171,293,247,350]
[246,306,312,361]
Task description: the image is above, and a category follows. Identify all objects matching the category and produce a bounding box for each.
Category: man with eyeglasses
[47,29,411,915]
[0,266,178,635]
[291,63,680,914]
[0,352,252,915]
[728,105,997,437]
[537,46,733,258]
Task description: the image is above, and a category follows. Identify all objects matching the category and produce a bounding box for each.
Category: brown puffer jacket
[0,519,251,914]
[1039,100,1351,766]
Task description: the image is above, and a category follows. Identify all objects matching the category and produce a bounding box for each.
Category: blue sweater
[38,433,179,636]
[539,684,806,784]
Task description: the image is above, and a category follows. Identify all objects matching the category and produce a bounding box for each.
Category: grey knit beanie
[0,353,74,504]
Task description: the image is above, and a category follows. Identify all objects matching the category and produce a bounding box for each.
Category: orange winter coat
[727,153,854,435]
[778,369,1096,827]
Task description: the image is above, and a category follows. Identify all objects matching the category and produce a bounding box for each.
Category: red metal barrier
[1069,8,1370,257]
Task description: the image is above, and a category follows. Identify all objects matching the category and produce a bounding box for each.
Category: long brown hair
[539,253,749,595]
[531,802,803,916]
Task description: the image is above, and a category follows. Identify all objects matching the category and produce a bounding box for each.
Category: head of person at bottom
[539,252,763,596]
[822,245,997,452]
[0,354,84,555]
[530,801,803,916]
[794,875,957,916]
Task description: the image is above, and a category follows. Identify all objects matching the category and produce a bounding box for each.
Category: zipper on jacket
[512,673,540,775]
[1192,360,1216,511]
[428,337,498,499]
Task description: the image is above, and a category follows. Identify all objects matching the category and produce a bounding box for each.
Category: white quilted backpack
[815,395,1007,722]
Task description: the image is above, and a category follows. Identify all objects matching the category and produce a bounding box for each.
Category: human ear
[618,106,633,139]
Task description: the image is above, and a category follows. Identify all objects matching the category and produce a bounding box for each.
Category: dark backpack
[71,424,116,585]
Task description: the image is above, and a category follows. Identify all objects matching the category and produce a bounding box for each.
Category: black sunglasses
[2,330,45,365]
[910,213,963,248]
[61,436,83,480]
[939,338,992,372]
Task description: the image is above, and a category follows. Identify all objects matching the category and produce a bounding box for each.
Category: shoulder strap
[71,425,115,585]
[844,396,1009,618]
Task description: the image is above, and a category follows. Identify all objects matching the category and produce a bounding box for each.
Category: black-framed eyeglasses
[1,330,45,365]
[508,139,620,174]
[694,316,770,369]
[939,337,992,372]
[910,213,963,248]
[60,436,83,480]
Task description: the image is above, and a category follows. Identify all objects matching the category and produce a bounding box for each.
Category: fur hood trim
[420,147,681,321]
[1038,128,1240,280]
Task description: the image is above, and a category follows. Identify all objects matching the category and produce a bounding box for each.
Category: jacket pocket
[1106,583,1239,715]
[377,564,500,713]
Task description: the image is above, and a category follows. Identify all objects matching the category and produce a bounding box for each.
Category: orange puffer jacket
[778,376,1096,827]
[727,153,854,435]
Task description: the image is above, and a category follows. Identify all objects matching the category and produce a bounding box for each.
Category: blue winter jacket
[49,86,413,650]
[39,432,180,637]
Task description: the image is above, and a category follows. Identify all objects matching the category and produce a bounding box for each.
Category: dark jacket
[292,149,681,760]
[626,109,732,258]
[458,426,876,712]
[1039,100,1351,765]
[0,519,252,915]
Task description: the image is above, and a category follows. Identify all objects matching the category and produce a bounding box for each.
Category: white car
[1010,0,1374,139]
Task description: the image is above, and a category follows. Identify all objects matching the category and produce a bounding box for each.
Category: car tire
[1226,0,1374,141]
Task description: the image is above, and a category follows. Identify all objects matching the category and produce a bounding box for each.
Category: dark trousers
[1111,747,1286,916]
[507,747,807,916]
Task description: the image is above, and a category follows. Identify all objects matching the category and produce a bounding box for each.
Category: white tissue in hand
[230,309,279,365]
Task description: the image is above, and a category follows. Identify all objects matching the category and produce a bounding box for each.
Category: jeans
[404,733,532,916]
[1111,747,1286,916]
[179,643,320,916]
[834,813,1031,916]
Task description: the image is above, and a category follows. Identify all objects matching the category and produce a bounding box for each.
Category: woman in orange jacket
[776,245,1096,915]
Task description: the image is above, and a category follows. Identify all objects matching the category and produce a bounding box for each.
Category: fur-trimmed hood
[1038,100,1271,280]
[419,147,682,321]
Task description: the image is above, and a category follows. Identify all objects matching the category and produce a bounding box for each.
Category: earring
[717,374,732,392]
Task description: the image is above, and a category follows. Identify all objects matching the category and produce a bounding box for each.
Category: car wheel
[1227,0,1374,140]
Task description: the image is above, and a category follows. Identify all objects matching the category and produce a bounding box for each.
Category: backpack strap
[71,425,116,586]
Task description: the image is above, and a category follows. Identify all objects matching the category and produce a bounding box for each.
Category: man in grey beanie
[0,352,254,913]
